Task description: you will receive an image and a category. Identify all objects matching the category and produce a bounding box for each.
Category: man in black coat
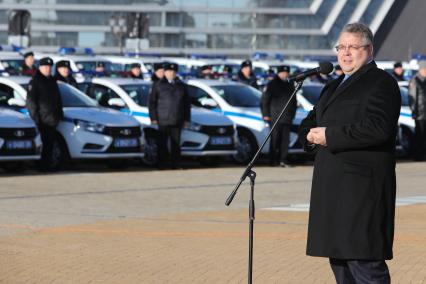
[408,60,426,160]
[237,59,259,89]
[54,60,78,88]
[298,23,401,283]
[26,57,64,171]
[261,65,296,166]
[392,62,405,81]
[148,62,191,169]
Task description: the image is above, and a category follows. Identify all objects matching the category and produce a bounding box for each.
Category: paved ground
[0,161,425,283]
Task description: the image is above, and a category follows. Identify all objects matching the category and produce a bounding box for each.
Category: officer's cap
[240,59,252,69]
[96,62,105,68]
[276,65,290,73]
[153,62,165,71]
[394,62,402,68]
[23,51,34,58]
[39,57,54,66]
[56,60,70,68]
[130,63,141,69]
[164,62,178,71]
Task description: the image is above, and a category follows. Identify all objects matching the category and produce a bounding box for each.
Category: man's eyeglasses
[335,44,370,52]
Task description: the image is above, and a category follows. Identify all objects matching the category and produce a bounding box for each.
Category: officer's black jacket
[54,72,78,88]
[237,70,259,89]
[26,70,64,127]
[148,77,191,126]
[261,75,297,124]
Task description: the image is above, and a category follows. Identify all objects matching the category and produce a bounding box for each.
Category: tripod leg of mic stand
[248,170,256,284]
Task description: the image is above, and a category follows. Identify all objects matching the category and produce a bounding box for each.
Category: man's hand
[183,121,190,128]
[307,127,327,146]
[263,116,271,121]
[151,120,158,125]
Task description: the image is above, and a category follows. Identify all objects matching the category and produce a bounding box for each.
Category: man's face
[394,67,403,75]
[164,70,176,81]
[419,68,426,77]
[58,66,69,77]
[337,32,373,75]
[278,71,289,81]
[241,66,251,78]
[39,65,51,77]
[131,67,141,77]
[155,68,164,79]
[25,56,34,67]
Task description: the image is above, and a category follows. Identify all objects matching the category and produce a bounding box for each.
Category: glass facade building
[0,0,394,57]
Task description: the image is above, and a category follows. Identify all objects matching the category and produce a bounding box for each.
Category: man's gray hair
[341,22,374,45]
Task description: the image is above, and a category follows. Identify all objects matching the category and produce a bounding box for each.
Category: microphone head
[318,61,334,75]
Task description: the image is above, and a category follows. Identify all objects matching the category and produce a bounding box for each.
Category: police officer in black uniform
[148,62,191,169]
[54,60,78,88]
[151,62,165,84]
[21,51,37,77]
[261,65,296,167]
[129,63,143,79]
[392,62,405,81]
[237,59,258,89]
[26,57,64,171]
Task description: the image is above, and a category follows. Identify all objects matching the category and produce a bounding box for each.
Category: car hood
[64,107,140,127]
[191,107,234,126]
[0,107,36,128]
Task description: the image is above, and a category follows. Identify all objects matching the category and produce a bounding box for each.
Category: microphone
[288,61,334,82]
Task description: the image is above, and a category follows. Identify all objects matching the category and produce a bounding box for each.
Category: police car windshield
[58,83,98,107]
[300,85,324,105]
[75,61,112,72]
[212,85,261,107]
[120,84,151,107]
[1,59,24,75]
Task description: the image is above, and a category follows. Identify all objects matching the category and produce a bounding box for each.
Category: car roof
[187,78,246,87]
[1,75,31,85]
[92,77,151,85]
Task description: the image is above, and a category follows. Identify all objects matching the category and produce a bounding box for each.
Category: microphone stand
[225,79,304,284]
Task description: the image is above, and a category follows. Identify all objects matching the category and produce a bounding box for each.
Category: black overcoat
[298,61,401,260]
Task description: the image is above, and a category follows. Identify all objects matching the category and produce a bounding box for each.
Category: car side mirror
[8,98,26,107]
[199,98,218,109]
[108,98,126,108]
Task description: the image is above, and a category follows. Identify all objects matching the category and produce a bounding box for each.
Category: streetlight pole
[109,14,127,54]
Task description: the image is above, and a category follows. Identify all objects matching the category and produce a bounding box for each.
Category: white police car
[185,79,310,163]
[100,56,151,80]
[0,76,144,169]
[0,106,42,171]
[78,77,237,165]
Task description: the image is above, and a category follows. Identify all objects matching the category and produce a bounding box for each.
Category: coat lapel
[320,61,377,117]
[316,77,343,121]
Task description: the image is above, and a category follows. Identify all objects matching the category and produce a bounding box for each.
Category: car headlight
[185,122,202,132]
[74,119,106,134]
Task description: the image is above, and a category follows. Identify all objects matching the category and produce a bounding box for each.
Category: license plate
[210,136,232,145]
[114,138,138,148]
[6,140,33,150]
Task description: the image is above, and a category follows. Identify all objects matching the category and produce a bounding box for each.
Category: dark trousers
[158,125,182,167]
[270,123,291,164]
[329,258,390,284]
[414,119,426,160]
[38,124,56,171]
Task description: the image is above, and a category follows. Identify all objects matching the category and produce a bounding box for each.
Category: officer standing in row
[54,60,77,88]
[129,63,143,79]
[151,62,165,85]
[148,62,191,169]
[237,59,259,89]
[21,51,37,77]
[26,57,64,172]
[261,65,297,167]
